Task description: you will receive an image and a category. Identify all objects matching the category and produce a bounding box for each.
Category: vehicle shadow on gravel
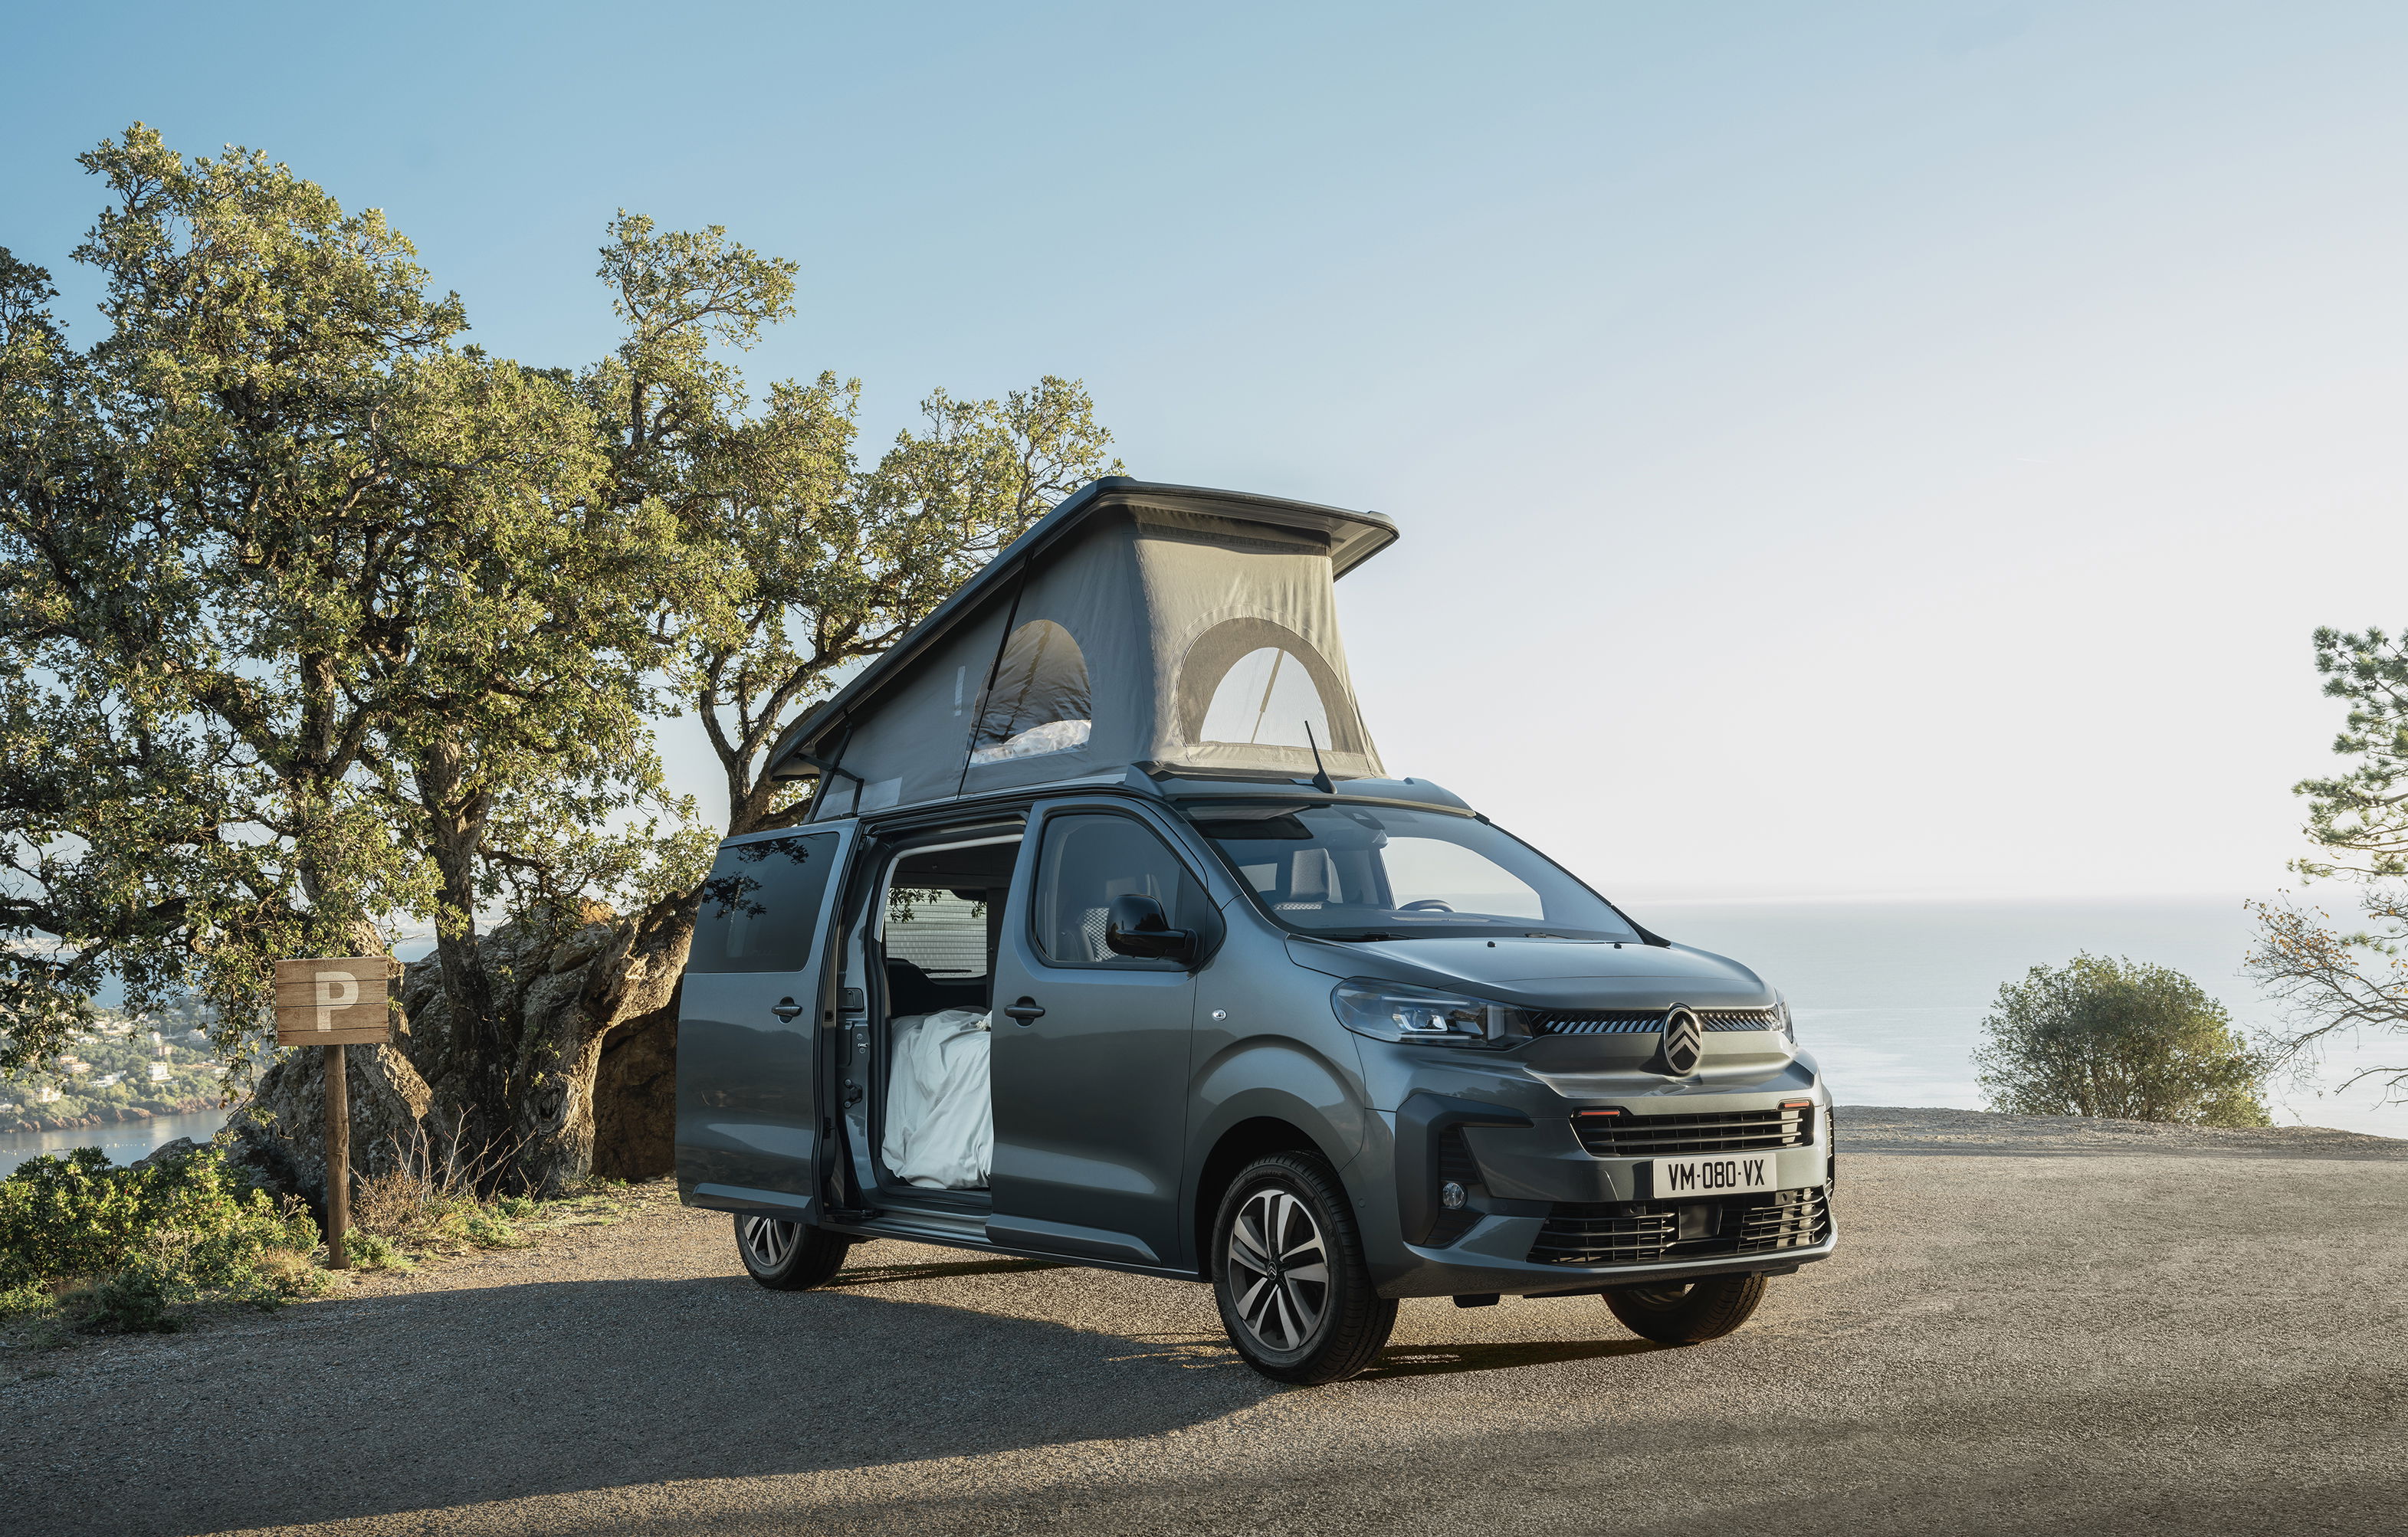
[11,1273,1289,1537]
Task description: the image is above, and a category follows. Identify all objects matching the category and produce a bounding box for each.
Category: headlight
[1774,993,1794,1039]
[1331,979,1535,1048]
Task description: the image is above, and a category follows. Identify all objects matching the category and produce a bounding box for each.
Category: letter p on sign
[314,972,360,1031]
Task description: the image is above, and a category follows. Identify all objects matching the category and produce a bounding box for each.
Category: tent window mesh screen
[1199,647,1332,749]
[1177,618,1360,752]
[971,621,1092,764]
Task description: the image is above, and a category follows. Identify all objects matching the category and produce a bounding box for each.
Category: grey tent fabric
[809,601,1014,817]
[781,480,1393,818]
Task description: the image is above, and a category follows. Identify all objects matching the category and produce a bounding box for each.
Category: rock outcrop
[225,1041,435,1209]
[229,898,695,1201]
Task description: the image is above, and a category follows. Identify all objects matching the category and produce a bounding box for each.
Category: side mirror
[1105,893,1196,965]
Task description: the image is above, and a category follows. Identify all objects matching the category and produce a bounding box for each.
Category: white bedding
[881,1008,993,1190]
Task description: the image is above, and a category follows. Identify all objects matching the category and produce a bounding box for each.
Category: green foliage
[3,126,1120,1192]
[586,214,1120,838]
[1973,955,2271,1126]
[2292,627,2408,880]
[340,1230,408,1272]
[0,1280,51,1319]
[0,1142,323,1330]
[0,126,704,1096]
[64,1268,179,1334]
[2,126,467,1067]
[2242,627,2408,1102]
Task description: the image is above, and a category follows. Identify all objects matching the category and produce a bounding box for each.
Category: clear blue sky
[9,2,2408,900]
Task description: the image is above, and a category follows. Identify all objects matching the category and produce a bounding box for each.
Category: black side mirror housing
[1105,892,1196,965]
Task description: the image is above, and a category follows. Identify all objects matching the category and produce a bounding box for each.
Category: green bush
[1973,954,2271,1126]
[0,1142,324,1325]
[340,1230,412,1272]
[66,1269,179,1334]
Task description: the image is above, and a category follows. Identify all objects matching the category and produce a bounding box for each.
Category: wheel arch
[1188,1112,1353,1280]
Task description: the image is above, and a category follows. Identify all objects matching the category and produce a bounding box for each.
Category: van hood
[1281,935,1773,1010]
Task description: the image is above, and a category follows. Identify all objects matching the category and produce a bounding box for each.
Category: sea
[1644,894,2406,1139]
[4,895,2399,1177]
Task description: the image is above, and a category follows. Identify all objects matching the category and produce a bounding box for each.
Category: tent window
[1179,616,1367,756]
[1176,618,1362,754]
[970,620,1092,765]
[1198,646,1333,749]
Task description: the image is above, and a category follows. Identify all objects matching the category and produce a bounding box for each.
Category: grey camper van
[675,478,1835,1384]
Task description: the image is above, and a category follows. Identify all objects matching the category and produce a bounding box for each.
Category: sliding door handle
[771,998,805,1021]
[1002,998,1046,1024]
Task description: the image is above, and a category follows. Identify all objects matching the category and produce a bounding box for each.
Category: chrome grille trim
[1573,1104,1815,1158]
[1530,1007,1780,1036]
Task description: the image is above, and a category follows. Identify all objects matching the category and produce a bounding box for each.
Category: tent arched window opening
[1176,618,1363,755]
[969,620,1092,765]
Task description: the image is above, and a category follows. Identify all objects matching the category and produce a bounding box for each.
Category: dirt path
[5,1110,2404,1535]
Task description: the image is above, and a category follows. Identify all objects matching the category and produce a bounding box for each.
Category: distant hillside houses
[2,1005,232,1130]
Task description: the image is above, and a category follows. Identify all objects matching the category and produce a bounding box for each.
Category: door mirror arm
[1104,893,1197,965]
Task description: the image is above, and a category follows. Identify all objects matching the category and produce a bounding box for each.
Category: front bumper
[1373,1192,1838,1299]
[1360,1090,1839,1299]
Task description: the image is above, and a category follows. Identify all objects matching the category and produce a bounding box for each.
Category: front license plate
[1652,1154,1780,1197]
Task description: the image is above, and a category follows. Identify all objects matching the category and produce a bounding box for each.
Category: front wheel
[1603,1272,1767,1343]
[1211,1152,1397,1384]
[733,1214,851,1290]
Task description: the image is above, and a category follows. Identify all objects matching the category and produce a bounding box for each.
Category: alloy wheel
[1226,1186,1331,1352]
[739,1216,797,1272]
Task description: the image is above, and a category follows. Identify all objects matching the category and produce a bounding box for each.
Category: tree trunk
[392,890,700,1195]
[412,746,507,1165]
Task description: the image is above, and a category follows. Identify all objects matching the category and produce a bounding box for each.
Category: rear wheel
[733,1214,851,1290]
[1603,1272,1767,1343]
[1211,1152,1396,1385]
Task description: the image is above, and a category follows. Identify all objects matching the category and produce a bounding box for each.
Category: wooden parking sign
[273,956,401,1046]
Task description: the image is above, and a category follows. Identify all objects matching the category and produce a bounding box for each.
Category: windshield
[1182,801,1642,942]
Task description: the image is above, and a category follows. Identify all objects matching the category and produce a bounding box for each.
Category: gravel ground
[5,1107,2404,1536]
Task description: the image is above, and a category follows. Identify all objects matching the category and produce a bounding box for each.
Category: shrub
[65,1269,179,1334]
[0,1142,324,1322]
[1974,954,2271,1126]
[351,1128,532,1254]
[340,1231,412,1272]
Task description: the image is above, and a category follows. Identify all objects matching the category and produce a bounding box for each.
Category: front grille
[1532,1010,1663,1035]
[1573,1103,1814,1158]
[1534,1007,1780,1035]
[1527,1185,1829,1267]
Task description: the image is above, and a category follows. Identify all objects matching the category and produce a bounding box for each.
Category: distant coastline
[3,1096,220,1136]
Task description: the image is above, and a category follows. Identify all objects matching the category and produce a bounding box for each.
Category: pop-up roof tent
[769,478,1399,819]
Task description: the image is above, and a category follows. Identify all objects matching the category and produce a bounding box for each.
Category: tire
[1211,1152,1397,1385]
[733,1214,851,1291]
[1603,1272,1768,1344]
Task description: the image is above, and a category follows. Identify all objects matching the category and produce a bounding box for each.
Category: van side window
[689,834,840,972]
[1032,814,1209,966]
[884,885,989,981]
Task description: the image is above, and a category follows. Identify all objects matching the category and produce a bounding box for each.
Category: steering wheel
[1396,900,1455,913]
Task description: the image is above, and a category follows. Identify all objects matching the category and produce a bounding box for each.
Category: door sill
[846,1202,990,1249]
[875,1185,994,1215]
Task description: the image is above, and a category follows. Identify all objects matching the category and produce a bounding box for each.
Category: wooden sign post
[273,956,401,1270]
